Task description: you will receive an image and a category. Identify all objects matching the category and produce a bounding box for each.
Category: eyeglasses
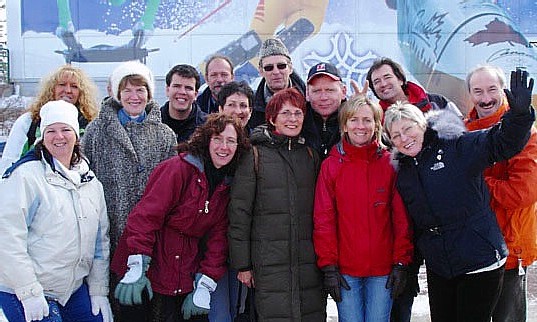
[262,63,288,72]
[390,123,417,143]
[278,110,304,119]
[211,137,238,147]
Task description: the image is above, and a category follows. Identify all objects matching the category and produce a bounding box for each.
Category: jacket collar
[379,81,429,111]
[465,100,509,131]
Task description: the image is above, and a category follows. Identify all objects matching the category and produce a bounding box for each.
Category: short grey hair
[383,101,427,139]
[465,64,506,92]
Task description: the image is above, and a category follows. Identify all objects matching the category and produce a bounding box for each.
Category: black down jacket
[228,126,326,322]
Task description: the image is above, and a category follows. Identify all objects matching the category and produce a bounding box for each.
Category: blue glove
[114,254,153,305]
[181,273,216,320]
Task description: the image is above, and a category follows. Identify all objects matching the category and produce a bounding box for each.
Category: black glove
[321,265,350,303]
[385,264,408,299]
[504,69,534,115]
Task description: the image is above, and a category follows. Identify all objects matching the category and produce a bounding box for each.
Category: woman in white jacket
[0,100,112,322]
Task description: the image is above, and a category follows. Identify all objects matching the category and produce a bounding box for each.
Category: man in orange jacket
[465,64,537,322]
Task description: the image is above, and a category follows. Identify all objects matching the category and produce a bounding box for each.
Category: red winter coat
[314,139,413,276]
[111,153,230,296]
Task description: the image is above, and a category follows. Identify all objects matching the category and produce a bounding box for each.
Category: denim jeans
[336,274,392,322]
[209,269,247,322]
[0,283,102,322]
[427,265,504,322]
[492,266,527,322]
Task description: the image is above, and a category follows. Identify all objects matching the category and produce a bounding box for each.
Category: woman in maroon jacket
[313,95,413,321]
[111,113,250,322]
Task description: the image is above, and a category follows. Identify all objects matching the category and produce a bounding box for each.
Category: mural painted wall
[8,0,537,112]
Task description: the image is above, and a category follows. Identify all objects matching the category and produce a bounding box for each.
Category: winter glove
[386,264,408,299]
[21,294,49,322]
[505,68,534,115]
[114,254,153,305]
[181,273,216,320]
[90,295,114,322]
[321,265,350,303]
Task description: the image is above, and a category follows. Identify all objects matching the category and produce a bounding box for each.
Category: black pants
[120,291,209,322]
[427,265,504,322]
[492,267,527,322]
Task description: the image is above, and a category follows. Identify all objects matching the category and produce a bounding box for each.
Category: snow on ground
[326,264,537,321]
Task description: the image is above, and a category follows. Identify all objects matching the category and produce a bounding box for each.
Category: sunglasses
[262,63,288,72]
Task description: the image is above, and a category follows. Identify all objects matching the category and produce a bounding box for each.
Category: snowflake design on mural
[302,32,378,91]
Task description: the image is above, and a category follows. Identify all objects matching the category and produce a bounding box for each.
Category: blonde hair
[339,95,384,146]
[383,101,427,140]
[29,65,98,122]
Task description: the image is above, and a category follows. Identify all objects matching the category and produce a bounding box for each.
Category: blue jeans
[0,283,103,322]
[337,274,392,322]
[209,269,247,322]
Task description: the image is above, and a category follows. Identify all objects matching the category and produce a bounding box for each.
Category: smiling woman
[382,70,536,321]
[228,88,327,321]
[80,60,177,320]
[110,113,250,322]
[0,65,99,174]
[0,100,112,322]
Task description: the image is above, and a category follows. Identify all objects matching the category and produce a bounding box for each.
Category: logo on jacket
[430,149,445,171]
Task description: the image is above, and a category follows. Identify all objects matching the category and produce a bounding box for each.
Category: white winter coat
[0,154,110,305]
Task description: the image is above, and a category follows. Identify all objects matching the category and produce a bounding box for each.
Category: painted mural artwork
[15,0,537,112]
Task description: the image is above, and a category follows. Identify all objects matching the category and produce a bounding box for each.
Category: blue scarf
[118,108,147,126]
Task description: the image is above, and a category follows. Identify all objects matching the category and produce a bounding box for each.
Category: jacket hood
[390,109,465,170]
[426,109,466,140]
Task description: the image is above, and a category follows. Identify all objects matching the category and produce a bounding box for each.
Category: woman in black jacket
[228,88,326,322]
[382,69,534,322]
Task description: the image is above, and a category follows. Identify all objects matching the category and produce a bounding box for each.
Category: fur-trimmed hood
[391,109,465,169]
[425,109,466,140]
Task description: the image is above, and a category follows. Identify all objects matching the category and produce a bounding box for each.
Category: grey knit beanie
[258,38,291,60]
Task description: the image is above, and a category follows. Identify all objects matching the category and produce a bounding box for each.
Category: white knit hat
[39,100,80,138]
[110,61,155,102]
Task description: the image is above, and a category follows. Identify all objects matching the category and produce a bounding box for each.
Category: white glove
[90,295,114,322]
[21,295,49,322]
[120,254,146,283]
[192,274,217,310]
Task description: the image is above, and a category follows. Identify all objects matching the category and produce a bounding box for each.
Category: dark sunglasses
[262,63,288,72]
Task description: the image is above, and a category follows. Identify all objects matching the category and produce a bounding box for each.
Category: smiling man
[465,65,537,322]
[302,62,347,159]
[248,38,306,129]
[161,64,207,143]
[197,55,235,114]
[366,57,461,117]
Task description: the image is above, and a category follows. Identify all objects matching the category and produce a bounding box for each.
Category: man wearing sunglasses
[248,38,306,129]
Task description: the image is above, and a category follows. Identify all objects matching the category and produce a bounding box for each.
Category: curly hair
[29,65,99,122]
[176,113,250,171]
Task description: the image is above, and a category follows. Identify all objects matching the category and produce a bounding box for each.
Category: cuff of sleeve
[15,281,44,301]
[88,285,109,297]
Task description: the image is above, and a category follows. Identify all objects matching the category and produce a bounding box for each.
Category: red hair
[265,87,306,127]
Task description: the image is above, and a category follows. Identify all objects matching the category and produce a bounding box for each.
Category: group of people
[0,35,535,322]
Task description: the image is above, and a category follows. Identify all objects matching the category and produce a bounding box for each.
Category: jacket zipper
[204,200,209,214]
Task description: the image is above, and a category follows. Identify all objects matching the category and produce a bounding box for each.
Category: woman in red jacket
[110,113,250,322]
[313,95,413,322]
